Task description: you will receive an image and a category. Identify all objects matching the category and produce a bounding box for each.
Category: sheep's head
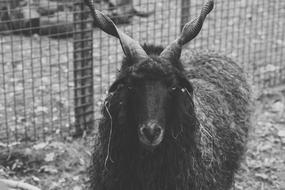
[85,0,214,149]
[110,57,196,149]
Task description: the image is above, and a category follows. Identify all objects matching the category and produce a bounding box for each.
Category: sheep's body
[90,45,251,190]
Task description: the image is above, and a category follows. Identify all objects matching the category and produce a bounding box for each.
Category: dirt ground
[234,90,285,190]
[0,90,285,190]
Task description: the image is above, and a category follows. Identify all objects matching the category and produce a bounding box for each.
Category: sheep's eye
[168,86,179,93]
[127,85,136,92]
[168,86,188,94]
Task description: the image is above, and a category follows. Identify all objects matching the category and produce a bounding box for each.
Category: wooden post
[180,0,190,31]
[73,1,94,137]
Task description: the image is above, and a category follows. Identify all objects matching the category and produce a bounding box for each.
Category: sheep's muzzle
[138,120,164,150]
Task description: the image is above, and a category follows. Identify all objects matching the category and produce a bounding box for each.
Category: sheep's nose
[139,121,163,143]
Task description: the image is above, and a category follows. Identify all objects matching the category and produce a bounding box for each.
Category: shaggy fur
[90,44,251,190]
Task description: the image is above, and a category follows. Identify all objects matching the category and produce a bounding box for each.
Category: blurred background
[0,0,284,189]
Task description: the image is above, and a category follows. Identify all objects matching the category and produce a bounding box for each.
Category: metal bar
[73,1,94,137]
[180,0,190,31]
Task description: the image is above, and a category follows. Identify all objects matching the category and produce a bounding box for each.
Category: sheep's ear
[109,77,126,93]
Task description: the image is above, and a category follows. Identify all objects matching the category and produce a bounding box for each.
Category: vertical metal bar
[28,0,37,140]
[99,27,103,97]
[175,0,179,37]
[278,1,285,85]
[270,0,277,87]
[167,0,171,44]
[66,17,72,136]
[20,33,28,141]
[218,0,224,51]
[225,0,230,53]
[139,0,142,42]
[73,2,94,137]
[240,0,247,71]
[153,0,157,45]
[48,26,55,136]
[39,26,46,141]
[213,0,218,51]
[247,2,255,87]
[261,0,268,88]
[252,1,258,86]
[160,1,163,45]
[56,8,63,136]
[1,37,10,145]
[180,0,190,31]
[10,33,18,141]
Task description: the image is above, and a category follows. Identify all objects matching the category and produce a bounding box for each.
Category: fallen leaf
[35,106,49,113]
[31,176,40,182]
[40,165,58,174]
[45,152,56,162]
[270,101,284,113]
[255,173,270,181]
[73,186,82,190]
[33,142,48,150]
[278,130,285,138]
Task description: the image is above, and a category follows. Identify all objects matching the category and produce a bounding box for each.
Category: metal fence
[0,0,284,145]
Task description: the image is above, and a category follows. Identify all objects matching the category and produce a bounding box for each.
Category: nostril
[141,127,148,136]
[153,127,162,138]
[141,127,152,141]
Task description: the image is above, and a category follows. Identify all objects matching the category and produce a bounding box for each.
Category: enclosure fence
[0,0,284,145]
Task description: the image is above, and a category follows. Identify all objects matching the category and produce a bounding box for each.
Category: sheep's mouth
[137,120,164,150]
[138,130,164,150]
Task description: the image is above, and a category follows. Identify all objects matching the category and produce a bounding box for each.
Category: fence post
[180,0,190,31]
[73,1,94,137]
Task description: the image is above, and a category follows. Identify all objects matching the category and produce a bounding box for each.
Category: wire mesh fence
[0,0,284,145]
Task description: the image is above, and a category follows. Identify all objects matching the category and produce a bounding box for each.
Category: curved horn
[160,0,214,60]
[84,0,148,61]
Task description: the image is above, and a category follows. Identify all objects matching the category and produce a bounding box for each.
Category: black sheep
[85,0,252,189]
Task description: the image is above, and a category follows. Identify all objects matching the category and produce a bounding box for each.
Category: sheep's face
[131,79,169,149]
[109,57,194,150]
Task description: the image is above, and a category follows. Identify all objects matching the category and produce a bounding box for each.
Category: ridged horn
[160,0,214,60]
[84,0,148,61]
